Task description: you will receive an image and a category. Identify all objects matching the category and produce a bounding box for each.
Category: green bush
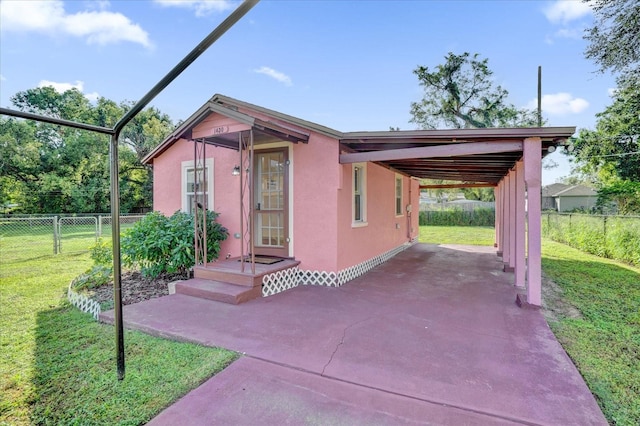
[72,265,113,290]
[121,210,228,278]
[419,208,495,226]
[89,238,112,266]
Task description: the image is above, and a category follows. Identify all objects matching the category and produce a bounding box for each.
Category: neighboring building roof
[554,185,598,197]
[542,183,570,197]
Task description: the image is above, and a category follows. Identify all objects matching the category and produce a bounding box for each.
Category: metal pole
[113,0,259,132]
[110,132,125,381]
[537,66,542,127]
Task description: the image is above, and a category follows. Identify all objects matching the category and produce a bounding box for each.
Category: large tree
[410,52,539,129]
[0,87,174,213]
[584,0,640,79]
[572,77,640,213]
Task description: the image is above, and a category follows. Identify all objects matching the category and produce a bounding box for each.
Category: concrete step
[176,278,262,305]
[193,266,258,287]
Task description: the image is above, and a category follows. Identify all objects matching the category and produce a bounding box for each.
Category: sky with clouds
[0,0,616,184]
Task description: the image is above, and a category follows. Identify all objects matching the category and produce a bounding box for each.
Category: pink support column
[496,181,502,254]
[494,186,499,248]
[515,160,526,287]
[507,169,516,271]
[523,137,542,306]
[502,173,511,268]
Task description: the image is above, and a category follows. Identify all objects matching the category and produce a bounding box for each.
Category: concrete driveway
[101,243,607,425]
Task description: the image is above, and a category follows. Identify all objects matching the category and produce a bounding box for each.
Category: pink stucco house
[143,94,575,306]
[143,95,420,302]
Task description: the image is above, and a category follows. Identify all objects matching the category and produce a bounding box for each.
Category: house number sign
[213,125,229,135]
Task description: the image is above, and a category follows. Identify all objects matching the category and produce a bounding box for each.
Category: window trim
[181,159,214,213]
[352,163,367,227]
[395,174,404,217]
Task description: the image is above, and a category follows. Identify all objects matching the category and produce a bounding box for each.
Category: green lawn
[420,225,640,425]
[0,232,237,425]
[419,225,495,246]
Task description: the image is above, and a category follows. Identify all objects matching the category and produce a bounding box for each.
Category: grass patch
[542,240,640,425]
[419,225,495,246]
[1,232,237,425]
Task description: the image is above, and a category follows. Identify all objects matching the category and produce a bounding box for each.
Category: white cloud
[254,66,292,86]
[154,0,235,17]
[0,0,151,48]
[543,1,592,24]
[527,92,589,115]
[607,87,618,97]
[38,80,100,101]
[553,28,582,40]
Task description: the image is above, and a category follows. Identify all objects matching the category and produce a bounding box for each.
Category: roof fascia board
[339,141,523,164]
[212,94,343,139]
[341,127,576,141]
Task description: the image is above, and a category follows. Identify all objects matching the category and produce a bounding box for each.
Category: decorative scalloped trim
[67,282,101,320]
[262,242,413,297]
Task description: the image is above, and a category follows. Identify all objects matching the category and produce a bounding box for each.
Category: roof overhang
[143,100,310,164]
[339,127,575,185]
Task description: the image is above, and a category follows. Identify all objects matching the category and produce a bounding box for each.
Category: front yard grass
[1,240,237,425]
[420,225,640,425]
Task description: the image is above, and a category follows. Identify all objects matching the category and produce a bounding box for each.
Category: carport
[338,127,576,306]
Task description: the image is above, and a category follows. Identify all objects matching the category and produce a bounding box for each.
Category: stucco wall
[556,196,597,212]
[150,107,418,273]
[151,137,242,258]
[336,163,419,271]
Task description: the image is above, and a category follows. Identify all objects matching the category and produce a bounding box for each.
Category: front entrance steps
[175,257,300,305]
[175,279,262,305]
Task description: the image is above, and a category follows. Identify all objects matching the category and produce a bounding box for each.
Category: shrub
[121,210,228,278]
[89,238,112,266]
[419,207,495,226]
[72,265,112,290]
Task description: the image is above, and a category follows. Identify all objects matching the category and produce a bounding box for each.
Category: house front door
[254,149,289,257]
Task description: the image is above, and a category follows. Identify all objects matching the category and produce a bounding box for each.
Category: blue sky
[0,0,616,184]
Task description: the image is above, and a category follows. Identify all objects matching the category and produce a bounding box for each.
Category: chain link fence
[542,212,640,266]
[0,214,144,264]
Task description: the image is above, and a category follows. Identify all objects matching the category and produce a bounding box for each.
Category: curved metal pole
[0,0,260,382]
[0,107,113,135]
[108,0,259,380]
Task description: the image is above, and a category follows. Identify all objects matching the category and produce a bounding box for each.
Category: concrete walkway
[101,244,607,425]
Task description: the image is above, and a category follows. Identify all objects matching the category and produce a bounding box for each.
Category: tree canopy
[0,87,174,214]
[410,52,539,129]
[570,0,640,213]
[584,0,640,79]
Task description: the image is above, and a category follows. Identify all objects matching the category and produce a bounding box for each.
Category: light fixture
[547,145,556,153]
[232,165,240,176]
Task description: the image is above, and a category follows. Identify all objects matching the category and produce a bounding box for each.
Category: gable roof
[144,94,576,185]
[542,183,570,197]
[554,185,598,197]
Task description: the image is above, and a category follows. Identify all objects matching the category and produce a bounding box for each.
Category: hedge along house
[143,94,575,306]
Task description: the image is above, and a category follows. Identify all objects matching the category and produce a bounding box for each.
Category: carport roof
[338,127,576,184]
[144,94,575,185]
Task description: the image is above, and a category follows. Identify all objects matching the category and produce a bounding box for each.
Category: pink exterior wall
[336,163,418,271]
[151,123,242,258]
[151,107,418,273]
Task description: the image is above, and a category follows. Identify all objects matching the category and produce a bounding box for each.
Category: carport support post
[515,160,526,287]
[494,183,500,249]
[502,173,511,268]
[508,169,516,271]
[524,137,542,306]
[496,180,504,256]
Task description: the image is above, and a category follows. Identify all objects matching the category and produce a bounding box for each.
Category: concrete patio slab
[148,357,517,425]
[102,243,607,425]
